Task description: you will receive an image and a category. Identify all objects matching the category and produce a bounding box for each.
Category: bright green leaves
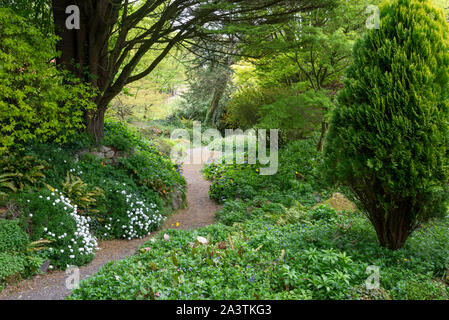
[0,8,95,155]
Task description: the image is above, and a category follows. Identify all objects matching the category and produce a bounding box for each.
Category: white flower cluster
[69,168,83,175]
[41,192,97,259]
[104,188,165,240]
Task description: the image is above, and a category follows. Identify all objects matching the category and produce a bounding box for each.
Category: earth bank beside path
[0,147,222,300]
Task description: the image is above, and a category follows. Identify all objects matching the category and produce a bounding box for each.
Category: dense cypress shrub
[323,0,449,250]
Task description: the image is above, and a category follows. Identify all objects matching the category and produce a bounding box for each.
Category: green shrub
[76,153,136,188]
[0,251,43,289]
[323,0,449,250]
[405,279,449,300]
[0,219,29,253]
[0,219,44,289]
[24,143,77,190]
[308,205,339,222]
[119,150,185,198]
[61,141,181,240]
[257,89,332,143]
[102,120,142,153]
[224,87,279,129]
[102,119,162,155]
[404,218,449,277]
[175,97,210,122]
[58,173,105,215]
[277,248,357,299]
[216,198,277,226]
[0,154,46,191]
[0,252,25,284]
[0,173,16,201]
[66,109,447,300]
[0,118,186,273]
[205,138,327,206]
[0,8,95,154]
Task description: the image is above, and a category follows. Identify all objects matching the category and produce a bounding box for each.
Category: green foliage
[238,0,378,90]
[0,173,16,200]
[205,137,327,206]
[4,119,186,274]
[405,279,449,300]
[57,173,105,215]
[0,250,43,288]
[67,125,449,301]
[309,205,340,222]
[175,98,210,122]
[42,152,168,241]
[0,154,46,191]
[58,121,184,240]
[323,0,449,249]
[68,208,449,300]
[74,154,136,190]
[224,87,278,129]
[216,198,284,226]
[0,219,29,253]
[119,150,185,198]
[108,51,187,123]
[222,0,377,138]
[0,219,43,288]
[224,85,334,144]
[24,143,79,190]
[175,50,232,125]
[103,120,143,153]
[257,89,332,143]
[0,252,25,284]
[0,8,95,154]
[103,119,163,156]
[0,0,53,35]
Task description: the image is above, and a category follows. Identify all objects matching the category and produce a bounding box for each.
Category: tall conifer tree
[324,0,449,249]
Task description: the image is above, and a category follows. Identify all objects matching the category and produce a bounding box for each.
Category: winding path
[0,147,221,300]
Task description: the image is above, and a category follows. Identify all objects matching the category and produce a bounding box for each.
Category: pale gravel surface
[0,147,222,300]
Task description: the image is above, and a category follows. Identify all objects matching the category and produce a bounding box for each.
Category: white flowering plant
[96,181,165,240]
[19,189,97,269]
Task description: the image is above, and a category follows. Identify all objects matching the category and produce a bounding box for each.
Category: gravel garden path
[0,147,222,300]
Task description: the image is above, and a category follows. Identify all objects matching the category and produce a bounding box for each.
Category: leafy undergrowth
[69,137,448,300]
[68,205,449,300]
[0,219,44,290]
[203,137,329,207]
[0,120,186,282]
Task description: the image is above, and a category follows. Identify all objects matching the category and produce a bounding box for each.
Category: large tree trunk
[382,207,412,250]
[317,121,329,151]
[85,106,107,142]
[205,57,233,127]
[373,216,412,250]
[358,186,414,250]
[205,80,227,127]
[52,0,120,141]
